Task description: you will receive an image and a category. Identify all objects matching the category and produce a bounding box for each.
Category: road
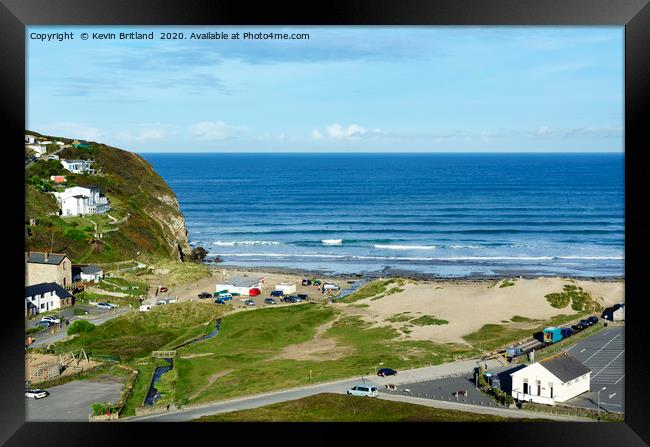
[29,306,131,348]
[122,357,510,422]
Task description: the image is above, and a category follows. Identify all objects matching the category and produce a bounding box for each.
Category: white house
[45,154,60,161]
[61,159,95,174]
[72,265,104,283]
[26,144,47,157]
[510,352,591,405]
[603,303,625,321]
[275,282,296,294]
[52,186,110,216]
[25,134,36,144]
[25,282,74,316]
[55,141,65,146]
[216,276,264,296]
[39,140,53,145]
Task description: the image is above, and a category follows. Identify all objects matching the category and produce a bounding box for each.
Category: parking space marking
[580,348,586,353]
[614,375,625,385]
[608,393,616,399]
[591,350,624,380]
[582,334,620,362]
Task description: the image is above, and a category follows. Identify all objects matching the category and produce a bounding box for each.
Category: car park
[40,316,61,325]
[264,298,277,305]
[347,384,378,397]
[377,368,397,377]
[25,389,49,399]
[245,299,256,306]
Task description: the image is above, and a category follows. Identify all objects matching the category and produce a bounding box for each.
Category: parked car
[40,316,60,325]
[198,292,212,299]
[347,384,378,397]
[281,296,297,303]
[270,290,284,297]
[297,294,309,300]
[216,293,233,301]
[506,347,524,358]
[264,298,277,305]
[214,298,227,305]
[587,316,599,325]
[580,318,592,327]
[302,279,312,286]
[96,302,113,310]
[313,280,322,286]
[159,287,168,292]
[25,389,49,399]
[35,320,52,329]
[245,299,256,306]
[377,368,397,377]
[572,322,585,331]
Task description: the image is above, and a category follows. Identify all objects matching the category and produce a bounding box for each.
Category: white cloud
[189,121,238,140]
[323,123,385,139]
[311,129,323,140]
[36,122,103,141]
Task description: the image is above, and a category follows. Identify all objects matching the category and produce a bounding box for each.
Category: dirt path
[271,317,356,362]
[189,369,234,400]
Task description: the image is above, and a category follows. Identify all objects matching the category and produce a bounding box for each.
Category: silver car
[347,384,378,397]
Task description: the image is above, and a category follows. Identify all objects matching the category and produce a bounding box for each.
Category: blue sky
[27,26,623,153]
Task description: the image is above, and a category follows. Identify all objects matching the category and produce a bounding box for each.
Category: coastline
[204,262,624,284]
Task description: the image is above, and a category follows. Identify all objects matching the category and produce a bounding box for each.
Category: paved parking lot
[26,378,125,422]
[564,326,624,412]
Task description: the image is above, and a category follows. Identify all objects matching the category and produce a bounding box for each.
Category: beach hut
[275,282,296,294]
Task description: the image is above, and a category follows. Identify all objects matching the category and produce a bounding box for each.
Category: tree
[188,246,208,263]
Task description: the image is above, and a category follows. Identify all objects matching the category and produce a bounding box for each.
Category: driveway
[26,378,125,422]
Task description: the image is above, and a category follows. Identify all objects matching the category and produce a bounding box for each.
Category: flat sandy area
[336,277,624,344]
[147,266,623,345]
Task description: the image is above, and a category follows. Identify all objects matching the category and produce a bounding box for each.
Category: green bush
[64,228,90,241]
[67,320,96,335]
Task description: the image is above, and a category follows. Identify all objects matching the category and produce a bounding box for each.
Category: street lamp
[597,386,607,418]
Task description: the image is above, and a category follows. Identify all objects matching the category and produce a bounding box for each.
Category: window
[536,380,541,396]
[40,303,44,309]
[523,378,529,395]
[549,382,554,399]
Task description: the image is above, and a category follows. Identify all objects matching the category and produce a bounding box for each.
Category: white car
[96,302,113,310]
[40,316,60,325]
[347,384,378,397]
[25,389,49,399]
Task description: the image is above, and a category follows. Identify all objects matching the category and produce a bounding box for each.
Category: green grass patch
[386,312,413,323]
[545,285,603,313]
[52,302,225,362]
[121,359,157,416]
[499,279,517,288]
[410,315,449,326]
[25,326,44,336]
[348,304,369,308]
[510,315,537,323]
[341,279,403,303]
[173,306,477,406]
[192,393,543,422]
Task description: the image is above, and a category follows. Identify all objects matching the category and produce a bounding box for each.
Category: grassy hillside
[24,130,190,263]
[192,393,544,422]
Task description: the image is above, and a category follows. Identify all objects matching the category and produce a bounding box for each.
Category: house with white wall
[26,144,47,158]
[61,159,95,174]
[216,276,264,296]
[72,265,104,283]
[52,185,110,216]
[510,352,591,405]
[25,282,74,316]
[25,134,36,144]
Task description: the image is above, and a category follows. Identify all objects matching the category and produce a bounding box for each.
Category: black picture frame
[2,0,648,445]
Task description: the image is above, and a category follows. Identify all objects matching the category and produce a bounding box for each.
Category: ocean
[142,153,624,278]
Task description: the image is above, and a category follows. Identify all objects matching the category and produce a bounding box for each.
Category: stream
[143,319,222,406]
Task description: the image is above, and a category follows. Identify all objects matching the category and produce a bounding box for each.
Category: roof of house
[538,352,591,383]
[26,252,68,265]
[25,282,73,299]
[80,265,103,274]
[221,276,263,288]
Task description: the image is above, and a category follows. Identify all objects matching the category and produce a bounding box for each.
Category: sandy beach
[152,265,623,346]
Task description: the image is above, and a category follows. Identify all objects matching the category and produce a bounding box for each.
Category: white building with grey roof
[510,352,591,405]
[216,276,264,296]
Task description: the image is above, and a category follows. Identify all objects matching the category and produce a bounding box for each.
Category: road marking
[591,350,625,379]
[580,348,586,353]
[608,393,616,399]
[614,375,625,384]
[583,334,620,362]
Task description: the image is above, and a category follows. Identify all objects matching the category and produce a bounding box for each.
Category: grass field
[192,393,544,422]
[173,304,477,406]
[341,279,405,303]
[53,301,225,362]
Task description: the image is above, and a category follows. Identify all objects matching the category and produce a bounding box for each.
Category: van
[139,305,152,312]
[347,384,378,397]
[270,290,284,297]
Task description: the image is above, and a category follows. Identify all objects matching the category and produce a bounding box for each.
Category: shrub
[67,320,96,335]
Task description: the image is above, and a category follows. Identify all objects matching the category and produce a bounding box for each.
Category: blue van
[270,290,284,297]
